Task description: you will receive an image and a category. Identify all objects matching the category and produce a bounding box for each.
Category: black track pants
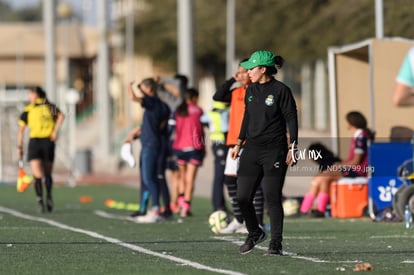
[236,144,287,242]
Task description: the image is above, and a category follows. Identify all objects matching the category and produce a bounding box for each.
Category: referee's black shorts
[27,138,55,162]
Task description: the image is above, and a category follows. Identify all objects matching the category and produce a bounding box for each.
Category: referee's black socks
[34,178,43,200]
[45,175,53,198]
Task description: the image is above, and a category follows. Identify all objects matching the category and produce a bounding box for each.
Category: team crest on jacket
[265,95,274,106]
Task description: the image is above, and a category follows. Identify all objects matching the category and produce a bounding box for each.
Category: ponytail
[175,88,199,117]
[265,55,285,76]
[346,111,375,141]
[176,101,188,117]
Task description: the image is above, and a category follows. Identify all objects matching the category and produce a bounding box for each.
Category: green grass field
[1,183,414,275]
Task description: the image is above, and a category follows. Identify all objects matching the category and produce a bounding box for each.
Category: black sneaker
[311,210,325,218]
[239,228,267,254]
[129,210,146,217]
[158,210,174,221]
[46,197,53,213]
[267,239,283,256]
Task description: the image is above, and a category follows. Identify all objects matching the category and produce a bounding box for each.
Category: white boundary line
[370,235,414,239]
[94,210,130,220]
[90,208,414,266]
[0,206,246,275]
[213,236,359,264]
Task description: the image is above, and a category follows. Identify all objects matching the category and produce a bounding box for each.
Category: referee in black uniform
[231,50,298,255]
[17,87,65,213]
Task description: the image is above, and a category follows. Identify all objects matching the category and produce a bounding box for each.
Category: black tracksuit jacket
[238,78,298,147]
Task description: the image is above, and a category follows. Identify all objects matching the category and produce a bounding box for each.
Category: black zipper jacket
[238,78,298,147]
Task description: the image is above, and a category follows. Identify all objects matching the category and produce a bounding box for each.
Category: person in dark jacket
[230,50,298,255]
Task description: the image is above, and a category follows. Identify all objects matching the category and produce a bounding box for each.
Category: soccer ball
[283,198,300,216]
[208,210,228,234]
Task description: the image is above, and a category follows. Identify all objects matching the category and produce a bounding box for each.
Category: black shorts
[173,149,205,166]
[28,138,55,162]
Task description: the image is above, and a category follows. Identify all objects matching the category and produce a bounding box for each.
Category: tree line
[2,0,414,81]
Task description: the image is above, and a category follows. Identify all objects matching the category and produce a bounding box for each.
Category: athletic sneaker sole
[239,230,267,255]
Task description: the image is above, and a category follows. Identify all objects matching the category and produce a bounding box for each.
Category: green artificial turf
[1,184,413,275]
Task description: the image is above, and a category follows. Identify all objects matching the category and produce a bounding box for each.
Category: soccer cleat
[311,210,325,218]
[219,218,246,234]
[267,239,283,256]
[239,228,267,254]
[133,209,160,223]
[235,226,248,234]
[38,200,45,213]
[170,202,180,214]
[46,197,53,213]
[129,210,146,217]
[158,210,174,221]
[180,201,191,217]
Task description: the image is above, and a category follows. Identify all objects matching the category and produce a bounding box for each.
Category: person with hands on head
[230,50,298,255]
[17,86,65,213]
[127,78,171,223]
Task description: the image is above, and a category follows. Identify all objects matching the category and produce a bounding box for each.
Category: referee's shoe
[239,227,267,254]
[46,197,53,212]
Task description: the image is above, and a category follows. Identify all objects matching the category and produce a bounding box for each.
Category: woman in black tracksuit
[231,50,298,255]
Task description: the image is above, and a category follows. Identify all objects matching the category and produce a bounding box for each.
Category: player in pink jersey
[171,88,205,217]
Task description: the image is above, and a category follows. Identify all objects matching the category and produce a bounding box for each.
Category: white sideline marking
[213,236,359,264]
[94,210,129,220]
[284,236,337,240]
[0,206,246,275]
[370,235,414,239]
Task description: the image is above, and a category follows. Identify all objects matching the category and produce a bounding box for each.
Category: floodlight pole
[226,0,235,78]
[177,0,195,86]
[43,0,56,102]
[375,0,384,39]
[97,0,111,155]
[125,0,134,127]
